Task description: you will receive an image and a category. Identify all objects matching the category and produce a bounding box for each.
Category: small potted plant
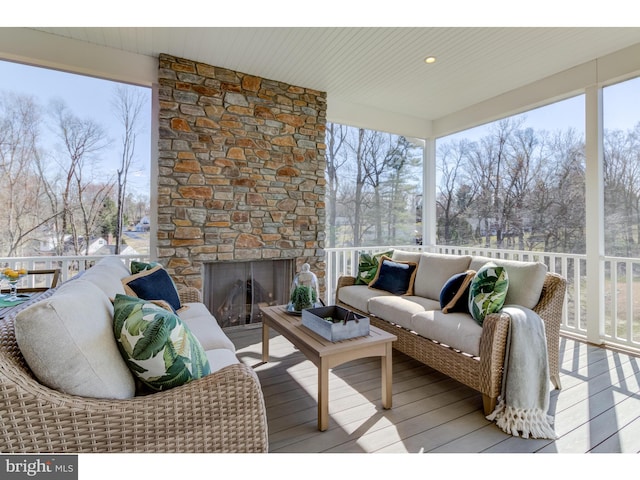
[290,285,317,312]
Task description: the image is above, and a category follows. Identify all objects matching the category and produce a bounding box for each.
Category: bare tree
[380,136,421,244]
[504,127,544,249]
[329,125,422,247]
[112,85,146,254]
[49,99,111,255]
[436,139,478,244]
[465,118,523,248]
[325,123,348,248]
[346,128,368,246]
[0,93,53,256]
[603,124,640,256]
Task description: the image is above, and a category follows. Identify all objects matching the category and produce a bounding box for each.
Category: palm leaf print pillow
[356,250,394,285]
[468,262,509,326]
[113,294,210,391]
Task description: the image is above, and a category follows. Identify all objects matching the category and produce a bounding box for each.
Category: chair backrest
[20,268,61,292]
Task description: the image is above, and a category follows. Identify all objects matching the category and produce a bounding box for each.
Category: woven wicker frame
[336,272,566,415]
[0,288,269,453]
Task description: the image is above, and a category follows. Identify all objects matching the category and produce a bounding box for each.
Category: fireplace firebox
[204,259,294,328]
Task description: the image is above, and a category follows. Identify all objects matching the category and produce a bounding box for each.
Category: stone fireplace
[156,53,327,323]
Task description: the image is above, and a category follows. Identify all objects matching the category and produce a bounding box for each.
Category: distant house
[135,216,151,232]
[86,238,108,255]
[37,235,138,257]
[94,244,139,256]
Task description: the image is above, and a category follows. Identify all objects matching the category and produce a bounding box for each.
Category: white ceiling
[25,27,640,134]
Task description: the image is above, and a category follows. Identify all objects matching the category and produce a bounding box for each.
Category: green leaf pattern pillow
[113,294,210,391]
[356,250,394,285]
[468,262,509,326]
[130,260,161,274]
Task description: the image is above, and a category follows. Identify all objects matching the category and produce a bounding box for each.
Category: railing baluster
[611,259,618,341]
[627,259,633,344]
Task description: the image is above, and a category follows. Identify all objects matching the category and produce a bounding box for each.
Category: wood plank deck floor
[227,325,640,454]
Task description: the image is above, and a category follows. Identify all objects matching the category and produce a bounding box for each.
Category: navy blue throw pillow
[368,256,418,295]
[122,265,182,313]
[440,270,475,314]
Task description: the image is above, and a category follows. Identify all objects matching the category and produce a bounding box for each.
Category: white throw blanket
[486,305,557,439]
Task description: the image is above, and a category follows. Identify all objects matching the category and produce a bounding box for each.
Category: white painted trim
[150,82,160,261]
[326,97,432,139]
[434,61,596,139]
[0,28,157,87]
[597,42,640,86]
[423,138,437,246]
[433,42,640,140]
[585,85,604,345]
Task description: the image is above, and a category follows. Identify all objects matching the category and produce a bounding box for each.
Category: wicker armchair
[335,272,566,415]
[0,289,268,453]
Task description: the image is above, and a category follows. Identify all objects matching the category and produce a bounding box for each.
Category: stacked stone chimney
[156,53,327,299]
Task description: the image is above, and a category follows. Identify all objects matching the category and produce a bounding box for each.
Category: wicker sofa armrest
[178,286,202,304]
[0,356,268,453]
[532,272,567,389]
[477,311,511,412]
[335,275,357,303]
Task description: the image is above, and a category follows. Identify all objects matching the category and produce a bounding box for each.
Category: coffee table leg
[381,342,392,409]
[318,359,329,431]
[262,321,270,363]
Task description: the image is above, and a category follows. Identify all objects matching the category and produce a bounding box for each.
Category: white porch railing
[0,254,150,290]
[326,245,640,354]
[4,249,640,354]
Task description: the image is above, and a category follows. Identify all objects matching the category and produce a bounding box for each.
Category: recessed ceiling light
[424,56,436,64]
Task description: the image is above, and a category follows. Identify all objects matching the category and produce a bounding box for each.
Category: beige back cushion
[391,250,423,265]
[413,253,472,300]
[470,256,548,309]
[14,279,136,399]
[80,255,131,297]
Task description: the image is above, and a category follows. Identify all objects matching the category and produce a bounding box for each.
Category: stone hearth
[156,54,327,303]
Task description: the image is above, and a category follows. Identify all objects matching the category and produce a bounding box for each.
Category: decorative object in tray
[302,305,370,342]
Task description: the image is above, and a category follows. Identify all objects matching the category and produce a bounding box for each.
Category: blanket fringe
[487,399,557,440]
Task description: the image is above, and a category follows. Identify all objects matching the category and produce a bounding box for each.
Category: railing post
[585,84,605,345]
[423,137,437,247]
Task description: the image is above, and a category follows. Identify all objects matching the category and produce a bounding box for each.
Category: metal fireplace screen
[204,259,294,328]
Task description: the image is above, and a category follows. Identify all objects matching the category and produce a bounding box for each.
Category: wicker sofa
[335,250,566,415]
[0,256,268,453]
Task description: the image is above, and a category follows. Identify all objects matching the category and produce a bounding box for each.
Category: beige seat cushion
[368,295,441,330]
[410,310,483,357]
[470,256,547,309]
[179,302,236,352]
[413,253,472,301]
[337,285,394,314]
[14,279,136,399]
[205,348,240,373]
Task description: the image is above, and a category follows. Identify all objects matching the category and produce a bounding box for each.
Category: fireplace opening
[204,259,294,328]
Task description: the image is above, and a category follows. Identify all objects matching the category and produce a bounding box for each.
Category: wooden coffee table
[260,304,397,431]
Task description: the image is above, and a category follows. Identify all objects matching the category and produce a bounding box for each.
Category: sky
[0,59,152,195]
[442,77,640,144]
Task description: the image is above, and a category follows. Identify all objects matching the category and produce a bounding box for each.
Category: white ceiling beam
[327,97,432,138]
[432,42,640,139]
[0,28,156,87]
